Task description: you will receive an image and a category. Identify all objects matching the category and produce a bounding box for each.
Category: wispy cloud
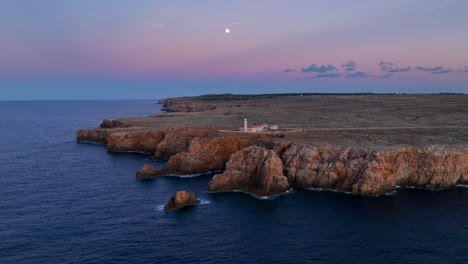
[431,69,453,74]
[388,67,411,73]
[379,74,393,78]
[379,61,394,71]
[416,66,443,72]
[379,61,411,73]
[416,66,453,74]
[301,64,337,73]
[342,61,357,71]
[315,73,341,78]
[346,72,371,78]
[283,68,295,73]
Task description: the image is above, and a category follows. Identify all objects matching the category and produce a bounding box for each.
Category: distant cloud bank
[342,61,357,71]
[301,64,337,73]
[416,66,453,74]
[315,73,341,78]
[346,72,370,78]
[283,60,464,79]
[379,61,411,73]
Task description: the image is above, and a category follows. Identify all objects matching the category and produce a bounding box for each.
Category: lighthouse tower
[244,118,248,132]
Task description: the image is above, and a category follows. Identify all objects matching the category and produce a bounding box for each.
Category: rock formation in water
[206,146,290,196]
[136,164,159,179]
[164,191,200,212]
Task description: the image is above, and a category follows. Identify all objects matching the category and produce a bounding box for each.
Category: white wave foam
[198,199,211,205]
[77,140,105,146]
[228,188,295,200]
[305,187,396,197]
[156,198,210,212]
[163,170,222,178]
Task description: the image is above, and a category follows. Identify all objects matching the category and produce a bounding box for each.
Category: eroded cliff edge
[76,94,468,197]
[77,123,468,197]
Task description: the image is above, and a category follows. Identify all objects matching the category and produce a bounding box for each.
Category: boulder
[164,191,200,212]
[136,164,159,179]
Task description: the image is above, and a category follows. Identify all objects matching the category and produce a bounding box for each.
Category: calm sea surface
[1,100,467,264]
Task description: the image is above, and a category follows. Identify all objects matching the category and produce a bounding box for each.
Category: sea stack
[164,191,200,212]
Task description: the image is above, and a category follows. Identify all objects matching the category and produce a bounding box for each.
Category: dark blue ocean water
[1,100,468,264]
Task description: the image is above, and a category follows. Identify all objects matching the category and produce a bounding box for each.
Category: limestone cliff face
[282,145,468,195]
[160,136,253,175]
[206,146,290,196]
[76,129,112,145]
[106,130,165,154]
[99,119,131,129]
[152,133,194,160]
[253,138,292,156]
[77,124,468,197]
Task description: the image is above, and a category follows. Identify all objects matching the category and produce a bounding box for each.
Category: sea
[1,100,467,264]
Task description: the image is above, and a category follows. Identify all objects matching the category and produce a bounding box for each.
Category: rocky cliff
[76,129,112,145]
[282,145,468,195]
[77,120,468,197]
[161,136,253,174]
[204,144,467,197]
[206,146,290,196]
[106,130,165,153]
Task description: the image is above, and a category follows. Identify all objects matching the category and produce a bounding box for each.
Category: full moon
[225,28,230,34]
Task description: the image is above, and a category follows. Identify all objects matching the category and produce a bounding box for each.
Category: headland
[77,93,468,197]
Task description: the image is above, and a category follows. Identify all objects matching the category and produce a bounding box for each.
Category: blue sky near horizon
[1,0,467,100]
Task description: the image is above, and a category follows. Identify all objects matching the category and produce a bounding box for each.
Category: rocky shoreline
[76,118,468,197]
[76,96,468,197]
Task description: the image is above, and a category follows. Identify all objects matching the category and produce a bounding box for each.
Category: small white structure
[239,119,279,132]
[269,125,279,131]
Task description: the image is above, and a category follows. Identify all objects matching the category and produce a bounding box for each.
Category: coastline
[76,93,468,197]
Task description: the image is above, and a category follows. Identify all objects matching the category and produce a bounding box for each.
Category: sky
[1,0,467,100]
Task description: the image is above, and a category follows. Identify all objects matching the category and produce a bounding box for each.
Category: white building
[238,119,279,132]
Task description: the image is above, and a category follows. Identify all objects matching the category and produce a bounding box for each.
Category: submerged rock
[136,164,159,179]
[164,191,200,212]
[206,146,290,196]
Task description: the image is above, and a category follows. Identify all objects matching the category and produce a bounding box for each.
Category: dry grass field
[119,94,468,150]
